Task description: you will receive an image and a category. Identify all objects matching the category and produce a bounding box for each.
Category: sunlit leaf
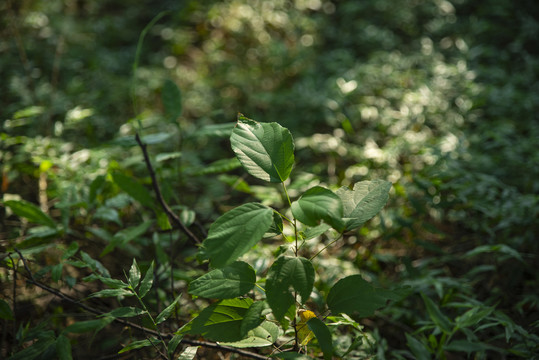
[221,321,280,348]
[139,261,154,298]
[156,294,181,324]
[201,203,273,268]
[128,258,141,288]
[291,186,344,231]
[188,261,256,299]
[231,115,294,183]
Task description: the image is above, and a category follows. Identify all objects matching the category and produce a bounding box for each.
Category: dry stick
[10,250,269,360]
[135,133,200,245]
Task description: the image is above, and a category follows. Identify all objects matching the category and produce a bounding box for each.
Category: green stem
[132,288,169,357]
[309,234,343,261]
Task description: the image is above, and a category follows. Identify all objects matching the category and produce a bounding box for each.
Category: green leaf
[405,333,431,360]
[100,221,152,256]
[188,298,253,342]
[139,261,154,298]
[118,338,161,354]
[222,321,280,348]
[327,275,402,317]
[167,334,183,358]
[307,318,333,360]
[189,158,242,176]
[88,288,134,298]
[241,301,268,336]
[421,293,453,334]
[302,223,331,240]
[104,306,146,318]
[156,294,181,324]
[62,242,79,260]
[96,275,129,289]
[266,256,315,320]
[201,202,273,268]
[455,306,494,329]
[0,298,14,320]
[177,346,199,359]
[188,261,256,299]
[93,206,122,225]
[56,334,72,360]
[63,317,114,333]
[111,172,154,208]
[8,337,56,360]
[335,180,392,230]
[444,340,500,353]
[291,186,344,231]
[128,258,141,289]
[230,115,294,183]
[162,79,182,121]
[4,200,56,228]
[51,263,63,282]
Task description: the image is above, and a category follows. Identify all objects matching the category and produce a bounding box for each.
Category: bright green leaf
[4,200,56,228]
[139,261,154,298]
[128,258,141,289]
[336,180,392,230]
[201,203,273,268]
[222,321,280,348]
[266,256,315,320]
[105,306,146,318]
[240,301,268,336]
[188,298,253,342]
[230,115,294,183]
[291,186,344,231]
[178,346,199,359]
[307,318,333,360]
[188,261,256,299]
[88,288,134,298]
[327,275,403,317]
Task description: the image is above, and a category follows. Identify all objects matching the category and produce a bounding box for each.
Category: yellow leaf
[297,309,316,346]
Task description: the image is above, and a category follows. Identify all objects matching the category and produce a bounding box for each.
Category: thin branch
[9,252,269,360]
[135,132,200,244]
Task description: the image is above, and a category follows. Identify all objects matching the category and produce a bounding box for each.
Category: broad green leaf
[139,261,154,298]
[264,211,284,238]
[88,288,134,298]
[188,261,256,299]
[222,321,280,348]
[177,346,199,359]
[307,318,333,360]
[4,200,56,228]
[104,306,146,318]
[302,224,331,240]
[156,294,181,324]
[336,180,392,230]
[266,256,315,320]
[188,298,253,342]
[240,301,268,336]
[0,298,14,320]
[111,172,154,208]
[118,338,161,354]
[327,275,403,317]
[63,317,114,333]
[56,334,72,360]
[162,79,182,121]
[230,115,294,183]
[201,203,273,268]
[421,293,453,334]
[291,186,344,231]
[128,258,141,288]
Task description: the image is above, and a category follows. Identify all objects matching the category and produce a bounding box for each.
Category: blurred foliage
[1,0,538,358]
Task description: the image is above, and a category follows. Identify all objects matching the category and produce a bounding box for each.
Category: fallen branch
[135,132,200,244]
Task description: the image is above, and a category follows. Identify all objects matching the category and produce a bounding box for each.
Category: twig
[135,133,200,244]
[9,252,269,360]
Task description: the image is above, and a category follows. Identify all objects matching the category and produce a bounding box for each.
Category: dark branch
[135,132,200,244]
